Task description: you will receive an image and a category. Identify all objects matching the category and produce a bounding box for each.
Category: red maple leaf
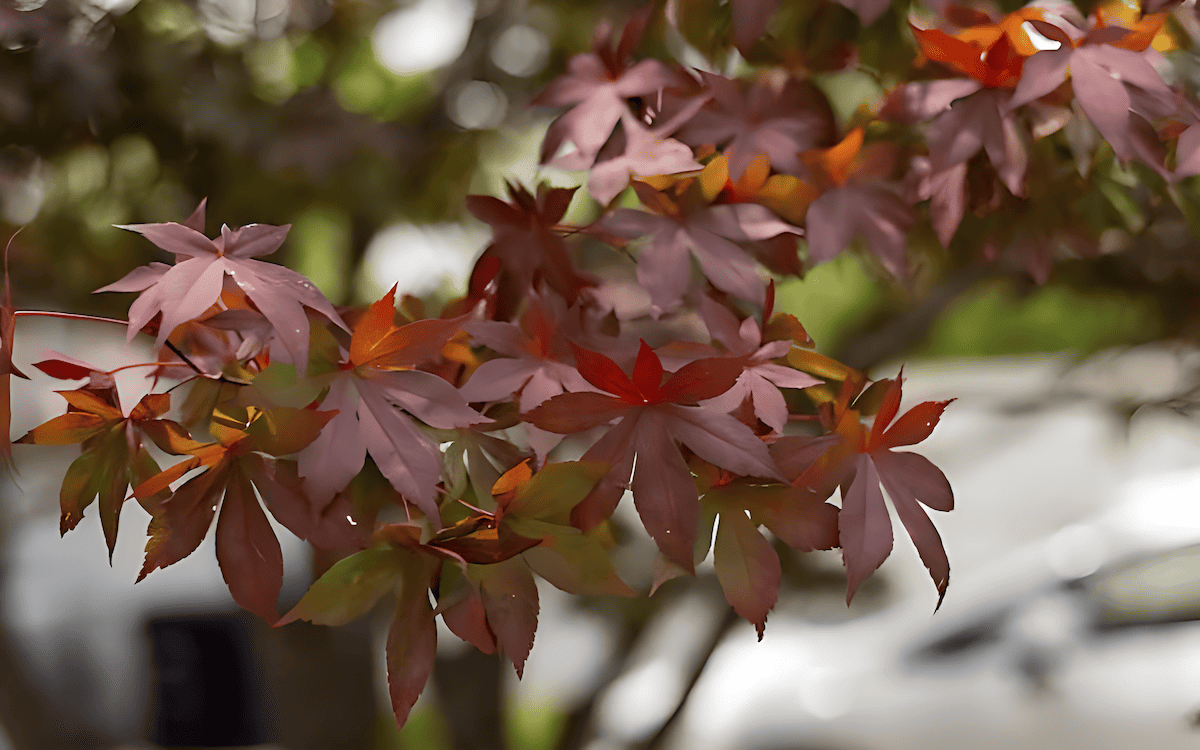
[466,182,596,319]
[797,373,955,606]
[297,286,489,524]
[527,341,782,571]
[132,404,336,621]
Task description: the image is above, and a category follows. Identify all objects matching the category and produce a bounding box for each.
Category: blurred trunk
[258,618,378,750]
[433,647,507,750]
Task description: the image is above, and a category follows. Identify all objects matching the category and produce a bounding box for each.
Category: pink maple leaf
[535,8,678,169]
[1009,19,1176,160]
[906,157,969,249]
[600,186,799,315]
[673,72,834,179]
[660,295,820,434]
[586,106,706,205]
[458,292,601,460]
[96,199,347,373]
[800,128,914,275]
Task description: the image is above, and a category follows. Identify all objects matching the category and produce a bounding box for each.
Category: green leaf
[713,507,781,640]
[278,545,407,626]
[523,526,634,597]
[502,461,609,523]
[245,361,329,408]
[59,449,104,535]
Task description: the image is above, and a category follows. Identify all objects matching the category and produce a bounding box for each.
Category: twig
[637,606,740,750]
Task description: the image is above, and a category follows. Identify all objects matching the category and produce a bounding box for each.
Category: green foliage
[920,279,1164,358]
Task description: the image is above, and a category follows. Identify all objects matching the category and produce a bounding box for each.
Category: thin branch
[13,310,129,327]
[637,605,740,750]
[162,341,251,386]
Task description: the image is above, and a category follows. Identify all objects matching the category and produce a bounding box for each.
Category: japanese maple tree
[10,0,1199,735]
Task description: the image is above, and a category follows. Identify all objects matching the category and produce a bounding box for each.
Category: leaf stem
[13,310,130,327]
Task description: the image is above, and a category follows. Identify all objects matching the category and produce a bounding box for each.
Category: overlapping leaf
[528,341,782,570]
[96,199,347,372]
[133,405,335,621]
[298,287,489,523]
[17,386,193,558]
[796,374,955,606]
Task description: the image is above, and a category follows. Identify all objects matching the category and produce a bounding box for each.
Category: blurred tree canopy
[0,0,641,311]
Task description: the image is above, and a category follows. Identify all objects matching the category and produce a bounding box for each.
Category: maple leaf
[535,7,678,169]
[796,374,955,606]
[700,153,819,225]
[431,461,631,592]
[439,425,533,507]
[459,294,596,412]
[297,287,489,524]
[95,199,347,373]
[527,341,783,571]
[586,108,706,205]
[600,184,799,315]
[697,295,819,432]
[458,293,601,460]
[132,405,336,621]
[658,295,819,433]
[901,28,1031,198]
[906,157,969,248]
[674,72,834,179]
[1009,19,1177,160]
[438,556,540,677]
[466,182,596,318]
[929,88,1027,197]
[16,386,194,559]
[693,462,838,637]
[278,523,453,728]
[730,0,780,52]
[435,460,631,674]
[801,128,914,275]
[881,79,988,124]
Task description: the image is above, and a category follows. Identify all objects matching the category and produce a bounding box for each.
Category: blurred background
[5,0,1200,749]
